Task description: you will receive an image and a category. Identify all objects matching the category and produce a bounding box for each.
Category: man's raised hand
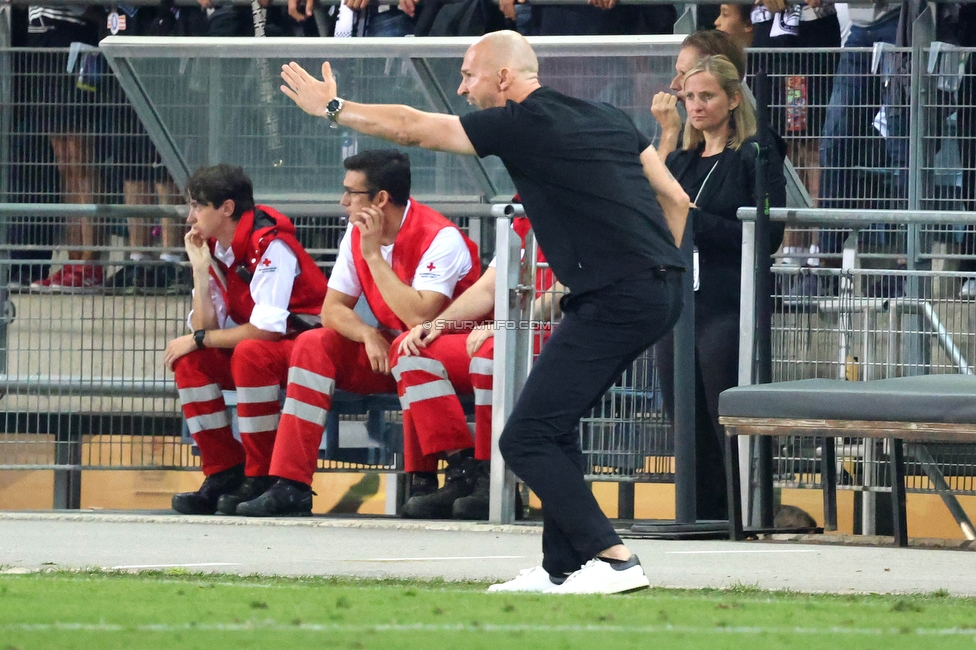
[280,61,338,118]
[351,206,384,260]
[287,0,314,21]
[184,230,212,273]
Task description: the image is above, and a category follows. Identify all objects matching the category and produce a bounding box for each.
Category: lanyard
[693,159,720,206]
[691,156,719,294]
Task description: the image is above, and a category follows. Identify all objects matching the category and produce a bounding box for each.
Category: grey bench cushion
[719,375,976,424]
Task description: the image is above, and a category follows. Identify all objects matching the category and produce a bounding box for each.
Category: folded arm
[640,144,690,247]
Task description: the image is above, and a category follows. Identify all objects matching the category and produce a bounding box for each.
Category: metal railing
[4,32,976,529]
[739,207,976,536]
[0,206,485,508]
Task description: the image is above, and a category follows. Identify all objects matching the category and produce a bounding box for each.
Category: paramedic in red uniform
[391,215,559,520]
[236,149,480,517]
[165,164,327,516]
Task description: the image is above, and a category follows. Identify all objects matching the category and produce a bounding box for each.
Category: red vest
[210,206,327,329]
[513,215,553,297]
[513,215,556,348]
[351,200,480,332]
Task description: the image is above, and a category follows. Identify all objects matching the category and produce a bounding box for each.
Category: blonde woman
[657,55,787,520]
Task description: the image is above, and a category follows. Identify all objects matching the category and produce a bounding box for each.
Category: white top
[329,200,473,299]
[187,238,299,334]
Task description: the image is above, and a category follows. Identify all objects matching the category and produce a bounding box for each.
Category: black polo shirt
[460,86,684,294]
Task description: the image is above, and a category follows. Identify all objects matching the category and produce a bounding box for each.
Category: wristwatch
[325,97,344,128]
[193,329,207,350]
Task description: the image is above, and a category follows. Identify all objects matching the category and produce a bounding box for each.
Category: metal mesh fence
[748,46,914,273]
[5,39,976,515]
[0,211,370,476]
[766,264,976,497]
[3,48,182,205]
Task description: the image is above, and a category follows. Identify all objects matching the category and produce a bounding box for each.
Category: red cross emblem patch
[262,258,272,267]
[426,262,436,272]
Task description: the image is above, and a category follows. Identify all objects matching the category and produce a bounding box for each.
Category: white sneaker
[487,566,563,593]
[961,279,976,299]
[544,555,650,595]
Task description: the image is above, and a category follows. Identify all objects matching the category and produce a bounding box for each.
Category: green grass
[1,571,975,649]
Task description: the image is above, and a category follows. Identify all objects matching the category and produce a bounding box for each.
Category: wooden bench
[719,374,976,547]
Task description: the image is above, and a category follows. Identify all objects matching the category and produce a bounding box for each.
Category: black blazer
[666,135,787,319]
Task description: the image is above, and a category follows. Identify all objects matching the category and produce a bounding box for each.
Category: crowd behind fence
[2,33,976,529]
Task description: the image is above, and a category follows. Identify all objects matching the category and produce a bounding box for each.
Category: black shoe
[409,472,438,498]
[172,464,245,515]
[401,451,479,519]
[236,478,313,517]
[105,264,148,291]
[451,464,524,521]
[215,475,277,515]
[163,266,192,295]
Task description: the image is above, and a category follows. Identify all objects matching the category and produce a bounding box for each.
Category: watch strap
[325,97,344,126]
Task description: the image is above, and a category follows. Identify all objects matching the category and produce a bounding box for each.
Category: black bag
[415,0,506,37]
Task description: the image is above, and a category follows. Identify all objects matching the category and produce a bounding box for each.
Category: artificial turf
[1,570,974,649]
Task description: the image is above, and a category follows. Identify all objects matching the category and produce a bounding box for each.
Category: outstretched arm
[281,61,477,155]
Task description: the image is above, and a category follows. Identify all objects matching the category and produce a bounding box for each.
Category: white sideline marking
[666,549,819,555]
[362,556,527,562]
[4,622,976,637]
[108,563,240,570]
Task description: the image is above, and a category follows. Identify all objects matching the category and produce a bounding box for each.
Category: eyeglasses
[343,188,373,197]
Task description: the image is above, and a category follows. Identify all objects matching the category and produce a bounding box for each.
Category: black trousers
[498,267,683,576]
[655,309,740,521]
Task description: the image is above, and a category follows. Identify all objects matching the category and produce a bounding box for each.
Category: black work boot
[216,475,278,515]
[236,478,314,517]
[401,450,478,519]
[172,464,245,515]
[451,462,524,521]
[408,472,438,498]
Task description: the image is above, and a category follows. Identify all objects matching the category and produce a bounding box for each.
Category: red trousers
[390,333,495,472]
[173,339,294,477]
[269,328,397,485]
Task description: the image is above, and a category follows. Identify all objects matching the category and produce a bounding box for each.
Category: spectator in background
[192,0,316,37]
[948,3,976,297]
[515,0,675,36]
[651,29,747,162]
[751,0,840,272]
[235,150,479,517]
[290,0,414,36]
[713,3,753,51]
[28,5,107,292]
[166,164,328,516]
[658,55,787,520]
[7,5,58,287]
[98,4,187,293]
[192,0,250,35]
[815,2,900,293]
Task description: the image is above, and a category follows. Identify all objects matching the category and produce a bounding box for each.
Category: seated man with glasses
[234,148,481,516]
